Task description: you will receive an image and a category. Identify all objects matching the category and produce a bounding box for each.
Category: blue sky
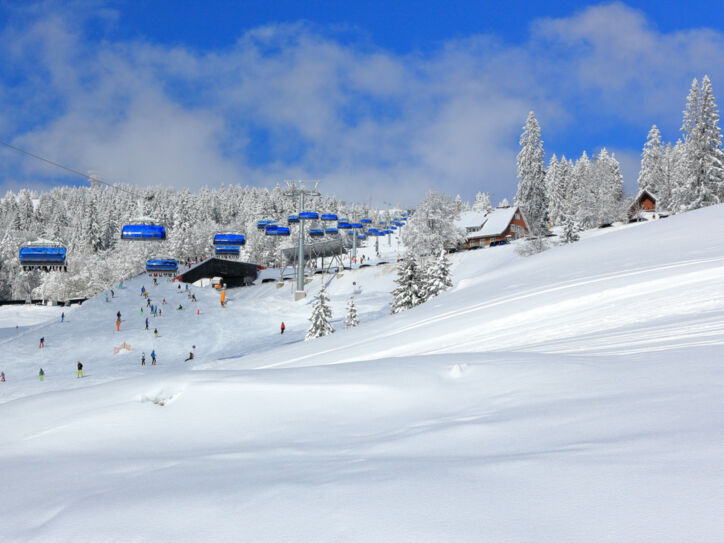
[0,0,723,205]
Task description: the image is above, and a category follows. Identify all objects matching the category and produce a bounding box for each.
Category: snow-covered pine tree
[593,148,624,225]
[545,154,563,225]
[400,190,464,256]
[344,296,359,329]
[666,140,686,210]
[637,125,666,195]
[699,76,724,202]
[423,250,453,299]
[498,197,510,207]
[515,111,548,234]
[453,194,469,214]
[562,218,579,243]
[83,198,104,253]
[306,287,335,340]
[391,258,423,314]
[571,151,597,229]
[673,76,724,211]
[471,192,492,213]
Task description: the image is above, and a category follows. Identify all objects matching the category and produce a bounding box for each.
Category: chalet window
[515,213,520,219]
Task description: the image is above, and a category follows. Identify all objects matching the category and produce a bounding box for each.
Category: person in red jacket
[280,322,286,335]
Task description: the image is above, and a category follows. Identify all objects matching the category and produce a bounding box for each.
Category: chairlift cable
[0,140,138,197]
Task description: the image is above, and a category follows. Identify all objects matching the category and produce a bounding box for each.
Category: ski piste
[1,205,724,541]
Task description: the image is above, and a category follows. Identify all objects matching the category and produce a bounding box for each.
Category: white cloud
[0,2,723,205]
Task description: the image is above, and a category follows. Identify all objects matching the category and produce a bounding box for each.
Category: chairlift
[321,214,338,221]
[299,211,319,220]
[288,215,299,224]
[257,220,276,230]
[146,258,179,276]
[325,227,339,234]
[309,229,325,237]
[19,240,68,272]
[337,222,352,229]
[121,217,166,241]
[215,245,241,259]
[213,233,245,246]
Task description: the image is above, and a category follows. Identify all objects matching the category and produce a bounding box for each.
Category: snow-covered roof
[634,188,658,202]
[467,206,522,238]
[455,211,488,230]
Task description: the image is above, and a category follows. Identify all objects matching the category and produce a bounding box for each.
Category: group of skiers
[9,280,211,385]
[7,362,84,382]
[140,351,157,365]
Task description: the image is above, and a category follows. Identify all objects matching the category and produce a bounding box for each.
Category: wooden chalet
[628,188,658,218]
[455,206,530,249]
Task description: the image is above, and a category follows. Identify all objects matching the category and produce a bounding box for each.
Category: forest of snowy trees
[514,75,723,236]
[0,184,373,301]
[1,76,721,302]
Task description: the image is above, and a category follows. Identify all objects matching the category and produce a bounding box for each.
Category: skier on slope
[116,318,121,332]
[145,317,149,330]
[151,350,157,365]
[141,352,146,366]
[61,312,64,323]
[1,371,5,382]
[77,362,83,378]
[280,322,286,335]
[39,337,45,348]
[39,368,44,381]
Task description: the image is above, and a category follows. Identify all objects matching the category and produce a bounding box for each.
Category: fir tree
[637,125,666,195]
[453,194,468,214]
[344,296,359,329]
[400,190,463,257]
[673,76,724,211]
[306,287,335,340]
[471,192,492,213]
[423,250,453,299]
[592,148,624,225]
[545,154,564,226]
[391,258,423,314]
[562,218,579,243]
[515,111,548,234]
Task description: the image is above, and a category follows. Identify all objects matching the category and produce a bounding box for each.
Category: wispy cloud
[0,2,722,203]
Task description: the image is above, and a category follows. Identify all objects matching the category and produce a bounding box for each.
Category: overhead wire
[0,139,140,197]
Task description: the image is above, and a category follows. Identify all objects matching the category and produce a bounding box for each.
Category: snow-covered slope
[1,207,723,542]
